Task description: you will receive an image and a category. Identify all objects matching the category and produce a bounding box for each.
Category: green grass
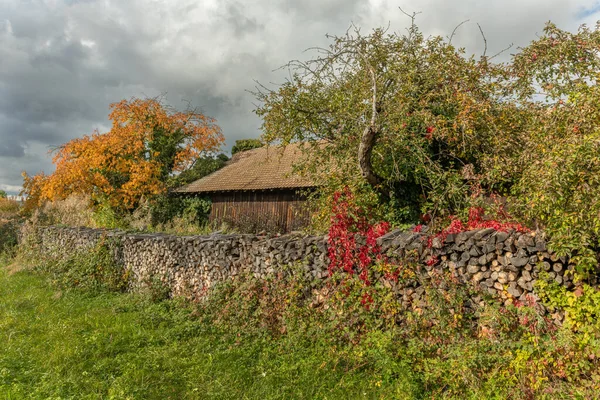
[4,244,599,399]
[0,266,418,399]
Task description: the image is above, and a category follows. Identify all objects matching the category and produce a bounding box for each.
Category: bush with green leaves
[140,195,211,229]
[31,239,129,293]
[0,197,21,257]
[0,220,18,256]
[254,15,522,226]
[536,274,600,344]
[506,23,600,274]
[256,17,600,274]
[231,138,263,155]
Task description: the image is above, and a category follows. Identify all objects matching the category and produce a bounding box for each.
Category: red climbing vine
[327,187,390,286]
[416,206,530,266]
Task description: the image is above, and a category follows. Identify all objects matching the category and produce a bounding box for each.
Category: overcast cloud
[0,0,599,194]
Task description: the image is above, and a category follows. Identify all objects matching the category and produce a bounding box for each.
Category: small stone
[468,257,480,266]
[516,234,535,248]
[534,238,547,252]
[553,263,563,273]
[507,282,523,298]
[517,277,529,290]
[431,237,443,249]
[498,272,508,284]
[510,255,529,267]
[474,228,495,240]
[529,255,538,265]
[444,233,457,244]
[484,243,496,254]
[495,231,509,243]
[493,282,504,291]
[541,261,551,271]
[467,264,480,274]
[469,246,483,257]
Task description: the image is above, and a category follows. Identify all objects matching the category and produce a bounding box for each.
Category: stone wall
[29,225,576,308]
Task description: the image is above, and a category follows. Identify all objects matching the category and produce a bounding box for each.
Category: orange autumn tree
[22,97,224,211]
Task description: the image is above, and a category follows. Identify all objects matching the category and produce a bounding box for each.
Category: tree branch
[357,61,384,189]
[477,23,488,57]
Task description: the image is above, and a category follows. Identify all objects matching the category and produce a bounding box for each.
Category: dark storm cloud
[0,142,24,158]
[224,2,263,38]
[0,0,597,194]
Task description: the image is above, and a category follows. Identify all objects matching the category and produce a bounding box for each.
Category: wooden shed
[175,143,317,232]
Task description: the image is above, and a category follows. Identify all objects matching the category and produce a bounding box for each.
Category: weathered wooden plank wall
[208,189,312,232]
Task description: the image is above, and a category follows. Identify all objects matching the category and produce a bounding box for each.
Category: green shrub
[0,220,18,257]
[91,198,127,229]
[0,197,21,258]
[536,275,600,343]
[32,239,129,293]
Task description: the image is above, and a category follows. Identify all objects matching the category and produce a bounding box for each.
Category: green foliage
[254,20,520,225]
[536,275,600,343]
[0,197,20,216]
[91,197,128,229]
[0,221,18,256]
[29,240,129,293]
[167,153,228,188]
[0,197,21,258]
[141,274,172,302]
[123,152,228,233]
[256,18,600,272]
[507,23,600,274]
[4,240,600,398]
[0,266,420,399]
[197,261,600,398]
[231,138,263,155]
[0,190,6,198]
[144,195,212,227]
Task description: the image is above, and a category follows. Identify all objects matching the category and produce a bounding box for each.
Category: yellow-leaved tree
[22,97,224,211]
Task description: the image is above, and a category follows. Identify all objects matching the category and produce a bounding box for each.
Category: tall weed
[24,239,129,293]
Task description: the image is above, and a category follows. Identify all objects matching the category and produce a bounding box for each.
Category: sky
[1,0,599,195]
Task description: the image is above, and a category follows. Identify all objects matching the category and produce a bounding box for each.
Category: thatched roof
[175,143,317,193]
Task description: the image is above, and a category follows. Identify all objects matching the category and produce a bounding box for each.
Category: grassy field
[0,265,419,399]
[2,218,599,399]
